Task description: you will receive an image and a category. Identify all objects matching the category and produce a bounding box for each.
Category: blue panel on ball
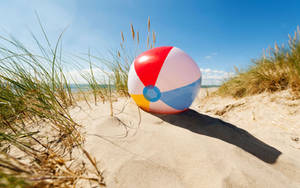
[160,77,201,110]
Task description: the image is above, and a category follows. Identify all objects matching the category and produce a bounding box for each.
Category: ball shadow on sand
[155,109,281,164]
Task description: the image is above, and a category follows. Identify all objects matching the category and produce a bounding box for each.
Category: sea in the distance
[69,84,219,92]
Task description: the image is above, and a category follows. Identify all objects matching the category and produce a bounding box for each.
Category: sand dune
[71,89,300,187]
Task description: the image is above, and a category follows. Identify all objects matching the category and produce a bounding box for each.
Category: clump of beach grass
[0,17,157,186]
[0,17,105,187]
[217,26,300,98]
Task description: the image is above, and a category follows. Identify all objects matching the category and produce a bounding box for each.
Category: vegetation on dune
[2,11,299,186]
[0,16,154,187]
[0,20,105,187]
[0,172,29,188]
[217,27,300,98]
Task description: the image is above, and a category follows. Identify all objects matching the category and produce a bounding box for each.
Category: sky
[0,0,300,85]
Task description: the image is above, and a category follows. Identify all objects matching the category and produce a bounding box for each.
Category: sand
[70,88,300,188]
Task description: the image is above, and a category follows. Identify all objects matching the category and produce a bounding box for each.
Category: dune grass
[0,22,105,186]
[0,17,155,187]
[217,27,300,98]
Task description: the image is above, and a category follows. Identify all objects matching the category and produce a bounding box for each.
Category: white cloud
[212,70,225,74]
[200,67,234,85]
[204,52,218,60]
[64,68,112,84]
[201,68,211,73]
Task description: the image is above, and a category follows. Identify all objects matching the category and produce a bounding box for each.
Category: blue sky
[0,0,300,84]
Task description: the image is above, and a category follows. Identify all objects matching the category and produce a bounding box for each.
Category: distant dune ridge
[70,88,300,187]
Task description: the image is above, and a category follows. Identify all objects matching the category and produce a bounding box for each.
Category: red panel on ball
[134,46,173,86]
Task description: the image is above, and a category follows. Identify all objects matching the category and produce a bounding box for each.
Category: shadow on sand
[155,109,281,164]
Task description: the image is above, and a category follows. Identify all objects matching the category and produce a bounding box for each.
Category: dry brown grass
[0,19,105,187]
[217,27,300,98]
[0,17,156,187]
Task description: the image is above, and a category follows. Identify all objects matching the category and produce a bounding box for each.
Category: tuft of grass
[217,26,300,98]
[0,18,105,187]
[0,17,156,186]
[0,172,30,188]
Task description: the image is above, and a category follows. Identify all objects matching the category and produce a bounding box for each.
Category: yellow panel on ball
[130,94,150,111]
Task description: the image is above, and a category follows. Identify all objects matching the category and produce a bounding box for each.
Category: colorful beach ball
[128,46,201,114]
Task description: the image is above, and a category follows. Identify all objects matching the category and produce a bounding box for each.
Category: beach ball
[128,46,201,114]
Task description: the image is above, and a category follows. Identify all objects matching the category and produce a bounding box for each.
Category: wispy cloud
[204,52,217,60]
[64,68,112,84]
[200,68,234,85]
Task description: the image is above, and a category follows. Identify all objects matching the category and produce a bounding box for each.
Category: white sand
[70,89,300,188]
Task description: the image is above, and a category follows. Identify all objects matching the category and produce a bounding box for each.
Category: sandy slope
[70,89,300,188]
